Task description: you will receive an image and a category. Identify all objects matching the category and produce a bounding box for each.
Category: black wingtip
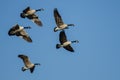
[28,39,32,43]
[70,50,74,52]
[18,54,25,58]
[54,8,57,10]
[18,54,22,58]
[30,66,35,73]
[8,31,12,36]
[26,37,32,43]
[64,48,75,52]
[54,8,58,13]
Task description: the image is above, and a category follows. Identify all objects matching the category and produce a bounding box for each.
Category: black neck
[34,63,40,65]
[24,26,31,29]
[71,40,79,43]
[36,8,44,11]
[68,24,74,26]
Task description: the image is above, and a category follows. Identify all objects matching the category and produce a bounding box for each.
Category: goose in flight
[54,8,75,32]
[56,30,79,52]
[20,6,44,26]
[8,24,32,42]
[18,54,40,73]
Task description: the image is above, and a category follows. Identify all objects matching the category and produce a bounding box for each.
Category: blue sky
[0,0,120,80]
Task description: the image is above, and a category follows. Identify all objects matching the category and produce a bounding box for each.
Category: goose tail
[56,44,61,49]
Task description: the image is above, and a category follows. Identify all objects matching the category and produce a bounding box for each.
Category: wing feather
[64,45,74,52]
[18,29,32,42]
[59,30,67,44]
[23,6,30,13]
[30,66,35,73]
[54,8,64,27]
[27,14,42,26]
[8,24,20,35]
[18,54,32,67]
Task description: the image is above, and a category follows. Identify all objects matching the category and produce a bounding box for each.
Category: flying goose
[8,24,32,42]
[20,6,44,26]
[18,54,40,73]
[56,30,79,52]
[54,8,75,32]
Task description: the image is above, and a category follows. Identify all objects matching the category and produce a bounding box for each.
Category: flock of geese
[7,6,79,73]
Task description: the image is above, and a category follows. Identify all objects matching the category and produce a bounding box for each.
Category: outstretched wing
[30,66,35,73]
[16,30,32,42]
[23,6,30,13]
[8,24,20,36]
[18,54,32,67]
[64,45,74,52]
[54,8,64,27]
[59,30,67,44]
[27,14,43,26]
[16,29,32,42]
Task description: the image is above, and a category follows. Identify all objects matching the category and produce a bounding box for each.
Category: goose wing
[54,8,64,27]
[27,14,43,26]
[23,6,30,13]
[59,30,67,44]
[8,24,20,36]
[16,29,32,42]
[18,54,32,67]
[30,66,35,73]
[64,45,74,52]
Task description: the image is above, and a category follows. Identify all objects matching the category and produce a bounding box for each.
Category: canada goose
[20,6,44,26]
[56,30,79,52]
[18,54,40,73]
[8,24,32,42]
[54,8,74,32]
